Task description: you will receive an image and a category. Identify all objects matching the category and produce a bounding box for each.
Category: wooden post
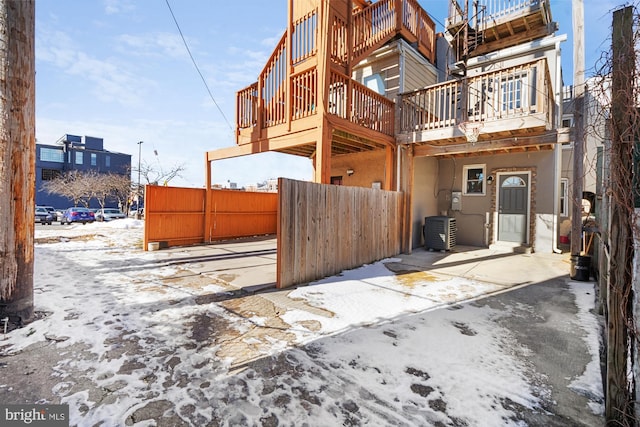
[204,155,212,243]
[315,123,333,184]
[314,0,333,184]
[384,145,394,190]
[286,0,293,131]
[606,6,635,424]
[570,0,584,257]
[0,0,35,323]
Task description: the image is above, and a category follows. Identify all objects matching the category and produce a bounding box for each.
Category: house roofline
[467,33,568,68]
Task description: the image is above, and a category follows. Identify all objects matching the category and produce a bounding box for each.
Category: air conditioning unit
[424,216,457,251]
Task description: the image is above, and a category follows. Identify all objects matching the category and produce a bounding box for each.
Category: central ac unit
[424,216,457,251]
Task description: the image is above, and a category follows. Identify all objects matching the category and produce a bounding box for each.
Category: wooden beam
[473,25,551,56]
[412,131,561,157]
[385,145,393,190]
[315,121,333,183]
[327,114,395,145]
[207,127,321,161]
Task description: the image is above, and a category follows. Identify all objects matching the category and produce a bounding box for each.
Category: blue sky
[35,0,620,188]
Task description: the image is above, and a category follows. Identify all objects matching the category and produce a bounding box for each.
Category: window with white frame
[501,73,527,112]
[91,153,97,166]
[560,178,569,216]
[463,164,485,195]
[75,151,83,165]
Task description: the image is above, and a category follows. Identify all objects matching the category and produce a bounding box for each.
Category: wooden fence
[144,186,277,250]
[277,178,404,288]
[206,189,278,241]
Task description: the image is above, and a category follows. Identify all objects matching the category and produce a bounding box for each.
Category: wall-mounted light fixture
[346,168,354,176]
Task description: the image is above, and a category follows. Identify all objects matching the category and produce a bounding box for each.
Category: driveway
[1,225,603,426]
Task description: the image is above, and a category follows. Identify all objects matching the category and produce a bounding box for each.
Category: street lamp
[137,141,143,219]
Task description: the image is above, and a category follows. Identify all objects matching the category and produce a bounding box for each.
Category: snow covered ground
[0,219,604,426]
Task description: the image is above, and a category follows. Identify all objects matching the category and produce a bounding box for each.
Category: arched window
[502,176,526,187]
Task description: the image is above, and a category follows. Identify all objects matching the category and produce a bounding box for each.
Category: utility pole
[606,6,635,424]
[0,0,36,324]
[570,0,584,258]
[137,141,143,219]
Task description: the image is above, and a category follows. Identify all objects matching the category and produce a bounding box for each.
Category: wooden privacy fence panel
[277,178,404,288]
[144,186,277,250]
[144,185,205,249]
[207,189,277,241]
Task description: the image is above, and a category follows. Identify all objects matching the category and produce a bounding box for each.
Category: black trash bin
[570,255,591,281]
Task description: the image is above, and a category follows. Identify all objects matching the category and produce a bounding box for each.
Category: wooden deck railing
[236,0,431,138]
[238,65,394,137]
[260,32,287,127]
[291,68,317,120]
[237,82,258,129]
[400,79,461,131]
[330,11,349,68]
[352,0,396,60]
[329,70,394,136]
[351,0,435,64]
[292,10,317,65]
[400,58,553,132]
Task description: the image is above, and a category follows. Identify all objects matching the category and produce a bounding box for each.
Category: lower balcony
[397,58,555,155]
[235,67,395,157]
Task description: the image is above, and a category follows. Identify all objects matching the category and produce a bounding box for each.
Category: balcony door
[497,173,529,244]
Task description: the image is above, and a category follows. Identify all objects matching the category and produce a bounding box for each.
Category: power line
[164,0,233,132]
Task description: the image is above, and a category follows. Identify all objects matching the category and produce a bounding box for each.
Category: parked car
[60,207,95,224]
[40,206,56,216]
[129,207,144,218]
[35,206,53,225]
[95,208,126,222]
[54,209,66,222]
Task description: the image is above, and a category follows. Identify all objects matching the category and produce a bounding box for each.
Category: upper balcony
[446,0,555,60]
[397,58,556,155]
[235,0,435,155]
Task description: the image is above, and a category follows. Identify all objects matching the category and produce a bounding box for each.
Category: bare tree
[43,170,132,210]
[137,160,185,186]
[0,0,35,324]
[42,170,92,207]
[106,172,133,211]
[93,172,131,210]
[86,171,112,209]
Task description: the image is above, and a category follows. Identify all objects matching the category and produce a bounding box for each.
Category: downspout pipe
[552,40,563,253]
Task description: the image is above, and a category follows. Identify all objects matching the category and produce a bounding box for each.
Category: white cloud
[36,28,155,107]
[103,0,136,15]
[117,32,192,60]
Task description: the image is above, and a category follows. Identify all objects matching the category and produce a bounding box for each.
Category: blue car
[60,207,95,225]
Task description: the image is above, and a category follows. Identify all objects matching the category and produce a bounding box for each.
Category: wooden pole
[570,0,584,257]
[606,6,635,424]
[0,0,35,323]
